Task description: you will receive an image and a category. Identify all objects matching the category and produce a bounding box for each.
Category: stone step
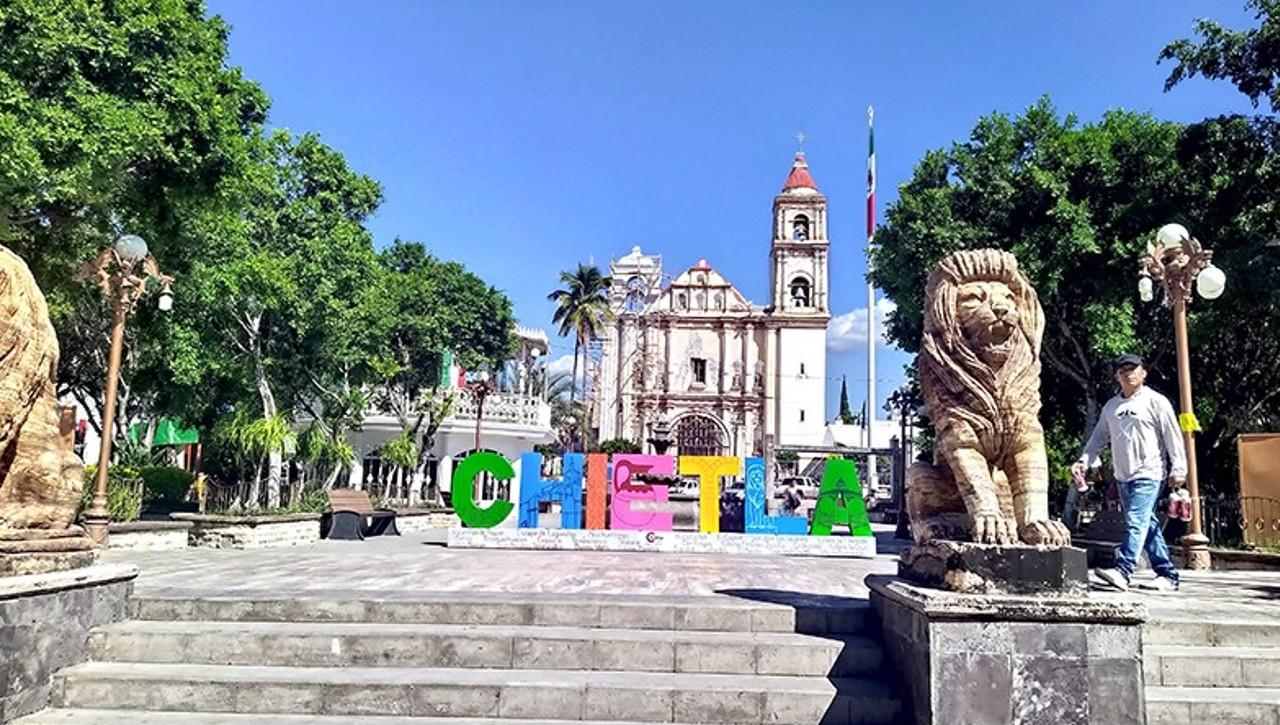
[90,619,883,676]
[128,592,871,634]
[1146,685,1280,725]
[1146,644,1280,687]
[13,710,700,725]
[53,662,903,724]
[1144,618,1280,647]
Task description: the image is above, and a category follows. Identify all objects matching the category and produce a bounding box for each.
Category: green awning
[129,419,200,446]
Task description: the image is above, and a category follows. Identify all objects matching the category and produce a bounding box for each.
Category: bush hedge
[138,466,195,508]
[80,466,144,523]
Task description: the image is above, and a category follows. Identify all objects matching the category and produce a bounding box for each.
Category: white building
[595,152,832,460]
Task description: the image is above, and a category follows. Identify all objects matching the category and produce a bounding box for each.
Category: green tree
[175,132,385,507]
[871,98,1280,493]
[375,239,514,504]
[838,376,856,424]
[1161,0,1280,113]
[548,264,612,406]
[0,0,269,444]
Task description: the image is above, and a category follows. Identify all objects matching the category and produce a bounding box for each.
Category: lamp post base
[1181,532,1211,570]
[81,512,110,547]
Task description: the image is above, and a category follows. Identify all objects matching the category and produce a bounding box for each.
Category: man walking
[1071,354,1186,592]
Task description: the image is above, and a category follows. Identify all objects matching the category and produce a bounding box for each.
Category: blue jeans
[1062,484,1080,531]
[1116,478,1178,582]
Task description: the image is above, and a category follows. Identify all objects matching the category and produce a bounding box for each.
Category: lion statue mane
[907,249,1071,547]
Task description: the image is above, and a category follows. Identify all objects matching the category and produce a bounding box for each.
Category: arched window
[790,277,812,308]
[625,276,646,313]
[676,292,687,310]
[792,214,810,240]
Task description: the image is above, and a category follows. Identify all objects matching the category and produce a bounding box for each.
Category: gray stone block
[1087,623,1141,657]
[595,637,674,671]
[599,603,675,630]
[584,684,674,722]
[1012,655,1089,724]
[762,688,845,724]
[411,683,500,717]
[498,683,583,719]
[1012,621,1087,657]
[512,636,594,670]
[1087,658,1144,725]
[931,621,1012,655]
[1242,656,1280,686]
[1147,700,1191,725]
[673,688,763,723]
[674,640,755,674]
[1161,654,1242,686]
[232,682,321,714]
[934,653,1012,724]
[676,606,751,632]
[1187,701,1278,725]
[750,607,794,633]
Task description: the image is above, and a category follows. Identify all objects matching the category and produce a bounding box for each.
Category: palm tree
[548,263,612,407]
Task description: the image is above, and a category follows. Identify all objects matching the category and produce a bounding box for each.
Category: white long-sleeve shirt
[1077,386,1187,483]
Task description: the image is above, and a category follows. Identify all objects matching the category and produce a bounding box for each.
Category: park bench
[321,489,400,541]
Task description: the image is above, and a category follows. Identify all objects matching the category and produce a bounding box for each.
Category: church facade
[595,152,831,459]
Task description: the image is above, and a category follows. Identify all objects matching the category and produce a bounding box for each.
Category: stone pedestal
[899,540,1087,594]
[866,575,1147,725]
[0,564,137,721]
[0,527,97,577]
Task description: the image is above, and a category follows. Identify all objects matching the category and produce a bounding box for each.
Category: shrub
[80,466,144,523]
[138,467,195,509]
[597,438,642,454]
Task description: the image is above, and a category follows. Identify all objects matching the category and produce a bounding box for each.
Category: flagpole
[866,105,878,489]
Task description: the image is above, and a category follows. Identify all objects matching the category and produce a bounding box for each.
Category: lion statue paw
[970,513,1018,545]
[1018,519,1072,547]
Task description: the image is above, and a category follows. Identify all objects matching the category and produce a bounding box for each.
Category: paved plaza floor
[102,529,901,600]
[100,526,1280,623]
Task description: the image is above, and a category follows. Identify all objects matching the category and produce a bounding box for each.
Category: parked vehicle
[774,476,820,499]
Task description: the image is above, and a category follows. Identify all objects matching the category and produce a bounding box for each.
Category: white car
[774,476,820,499]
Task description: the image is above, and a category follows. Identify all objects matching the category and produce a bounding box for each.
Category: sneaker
[1094,567,1130,592]
[1146,576,1180,592]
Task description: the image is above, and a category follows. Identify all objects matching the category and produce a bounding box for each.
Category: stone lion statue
[906,249,1071,547]
[0,245,84,531]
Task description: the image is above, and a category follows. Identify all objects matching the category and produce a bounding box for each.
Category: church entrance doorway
[674,414,727,457]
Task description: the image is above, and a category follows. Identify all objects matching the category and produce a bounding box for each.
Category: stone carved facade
[595,153,830,457]
[906,250,1071,547]
[0,246,93,574]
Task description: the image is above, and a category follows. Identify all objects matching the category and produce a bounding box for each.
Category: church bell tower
[770,151,830,315]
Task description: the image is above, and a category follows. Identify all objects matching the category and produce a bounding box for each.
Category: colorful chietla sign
[451,453,874,536]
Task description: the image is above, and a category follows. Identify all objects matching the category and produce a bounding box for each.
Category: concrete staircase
[1146,617,1280,724]
[18,592,904,724]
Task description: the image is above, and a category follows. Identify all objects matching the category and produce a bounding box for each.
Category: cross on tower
[795,131,806,153]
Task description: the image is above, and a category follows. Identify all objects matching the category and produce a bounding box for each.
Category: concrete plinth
[447,527,877,558]
[0,528,97,577]
[0,564,137,722]
[900,540,1088,595]
[866,575,1147,725]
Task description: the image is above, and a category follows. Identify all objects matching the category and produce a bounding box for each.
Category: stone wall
[172,514,321,550]
[107,521,191,552]
[0,564,137,722]
[396,510,459,534]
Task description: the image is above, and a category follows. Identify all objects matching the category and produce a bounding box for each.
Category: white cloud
[827,298,899,352]
[544,353,576,376]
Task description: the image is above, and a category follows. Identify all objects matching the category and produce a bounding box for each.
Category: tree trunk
[248,456,263,509]
[254,353,283,510]
[570,337,581,406]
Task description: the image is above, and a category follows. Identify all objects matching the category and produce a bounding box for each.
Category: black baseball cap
[1112,353,1144,371]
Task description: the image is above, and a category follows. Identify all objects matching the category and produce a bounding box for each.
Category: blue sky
[207,1,1256,418]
